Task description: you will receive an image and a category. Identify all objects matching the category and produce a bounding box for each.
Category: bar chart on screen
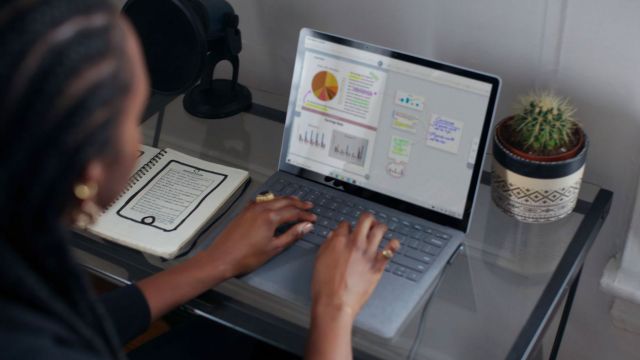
[329,129,368,167]
[297,127,327,149]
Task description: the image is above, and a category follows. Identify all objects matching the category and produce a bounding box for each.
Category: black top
[0,229,150,360]
[98,285,151,345]
[0,284,150,359]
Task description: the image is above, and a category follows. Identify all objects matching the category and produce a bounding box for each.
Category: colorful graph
[312,71,339,101]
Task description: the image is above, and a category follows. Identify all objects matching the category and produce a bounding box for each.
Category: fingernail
[305,201,314,207]
[300,222,314,234]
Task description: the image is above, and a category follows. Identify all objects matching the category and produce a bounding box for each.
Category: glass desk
[71,104,612,360]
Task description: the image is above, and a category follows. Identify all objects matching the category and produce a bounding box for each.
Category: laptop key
[304,233,325,246]
[282,186,297,196]
[392,266,408,277]
[421,244,441,256]
[427,236,445,247]
[318,217,331,227]
[392,255,428,273]
[405,248,433,264]
[385,263,397,273]
[271,181,286,193]
[405,270,421,282]
[327,219,339,229]
[408,239,420,249]
[348,209,361,218]
[398,225,412,235]
[316,226,331,237]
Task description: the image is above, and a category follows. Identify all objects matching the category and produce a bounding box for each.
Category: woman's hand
[306,213,400,360]
[203,196,317,279]
[310,213,400,321]
[138,195,315,323]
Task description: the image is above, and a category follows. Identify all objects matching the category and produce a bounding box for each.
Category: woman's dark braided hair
[0,0,133,358]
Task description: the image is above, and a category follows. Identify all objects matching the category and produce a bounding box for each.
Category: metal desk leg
[549,266,583,360]
[152,107,165,148]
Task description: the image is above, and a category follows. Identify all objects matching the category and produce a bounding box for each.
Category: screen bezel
[278,28,501,233]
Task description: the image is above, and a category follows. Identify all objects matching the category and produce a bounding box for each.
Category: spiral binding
[102,149,168,212]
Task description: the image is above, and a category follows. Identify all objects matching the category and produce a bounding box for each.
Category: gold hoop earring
[74,182,98,200]
[72,182,100,229]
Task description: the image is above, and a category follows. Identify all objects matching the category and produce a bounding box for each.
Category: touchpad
[241,244,316,306]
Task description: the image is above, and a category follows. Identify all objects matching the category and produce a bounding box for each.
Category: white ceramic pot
[491,132,588,224]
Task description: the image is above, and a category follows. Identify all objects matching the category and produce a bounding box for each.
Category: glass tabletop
[71,102,610,360]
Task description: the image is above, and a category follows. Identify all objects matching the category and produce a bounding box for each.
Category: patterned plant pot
[491,119,588,223]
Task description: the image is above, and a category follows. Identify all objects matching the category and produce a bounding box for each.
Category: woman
[0,0,400,359]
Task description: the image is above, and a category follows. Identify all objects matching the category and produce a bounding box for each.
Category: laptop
[218,28,500,339]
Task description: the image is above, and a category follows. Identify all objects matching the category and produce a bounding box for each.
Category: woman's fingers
[267,205,317,225]
[352,213,376,249]
[258,195,313,211]
[366,222,388,256]
[373,239,401,273]
[329,221,350,246]
[273,221,315,250]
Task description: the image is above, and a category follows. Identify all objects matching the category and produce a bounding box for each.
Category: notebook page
[117,160,227,232]
[88,148,249,258]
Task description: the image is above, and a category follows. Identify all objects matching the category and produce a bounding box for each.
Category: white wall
[224,0,640,358]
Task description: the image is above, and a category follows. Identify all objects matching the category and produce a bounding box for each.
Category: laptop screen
[279,29,500,230]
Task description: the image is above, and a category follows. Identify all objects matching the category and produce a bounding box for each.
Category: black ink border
[116,160,228,232]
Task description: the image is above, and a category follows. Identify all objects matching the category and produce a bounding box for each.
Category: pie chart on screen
[312,71,339,101]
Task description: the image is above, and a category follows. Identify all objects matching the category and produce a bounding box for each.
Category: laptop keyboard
[269,178,452,283]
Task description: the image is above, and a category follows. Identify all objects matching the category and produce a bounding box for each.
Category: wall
[221,0,640,358]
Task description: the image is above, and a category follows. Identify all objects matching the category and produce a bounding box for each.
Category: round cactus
[509,92,578,155]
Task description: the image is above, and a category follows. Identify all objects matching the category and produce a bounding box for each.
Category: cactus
[509,91,578,155]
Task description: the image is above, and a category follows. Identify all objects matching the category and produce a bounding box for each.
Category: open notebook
[88,144,250,259]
